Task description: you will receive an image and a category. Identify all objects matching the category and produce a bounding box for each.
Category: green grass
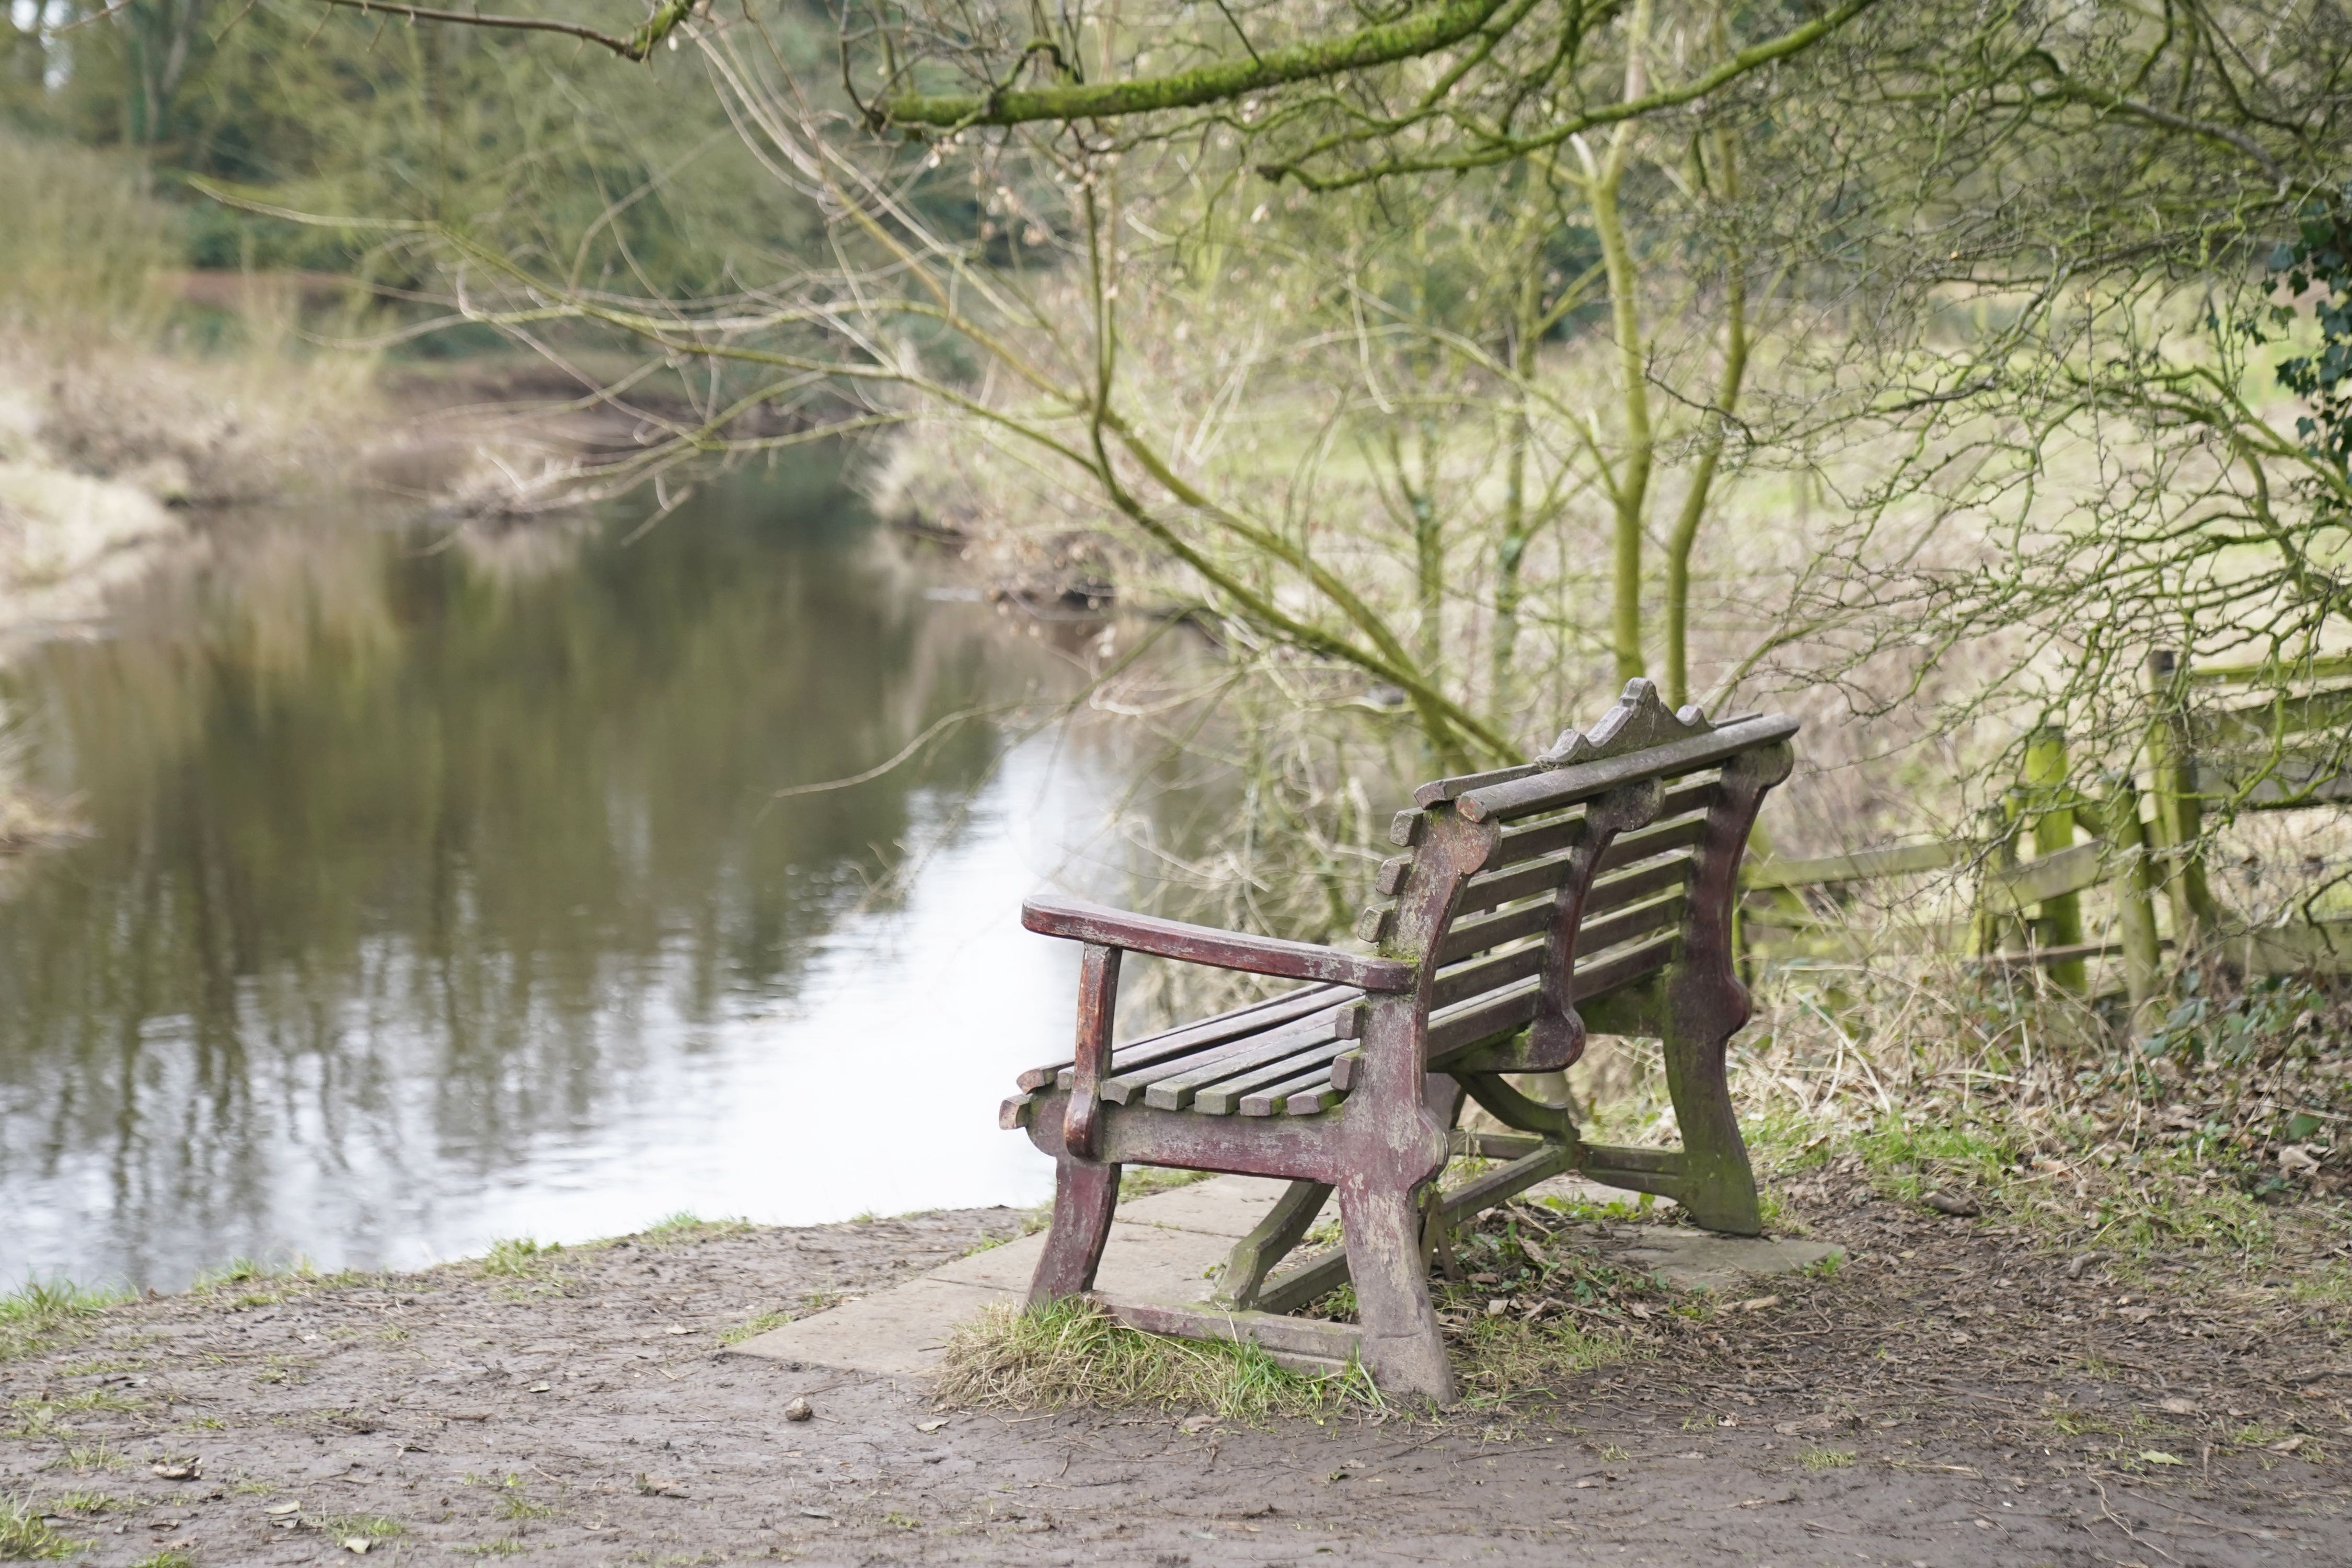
[131,1552,194,1568]
[631,1213,752,1248]
[458,1540,526,1558]
[313,1513,403,1540]
[936,1297,1376,1422]
[48,1489,125,1513]
[492,1475,555,1520]
[1798,1446,1856,1470]
[1452,1317,1629,1403]
[717,1311,790,1345]
[58,1440,124,1472]
[0,1279,129,1362]
[477,1239,560,1278]
[1119,1166,1215,1201]
[0,1493,76,1559]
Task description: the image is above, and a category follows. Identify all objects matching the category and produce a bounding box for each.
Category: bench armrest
[1021,894,1414,992]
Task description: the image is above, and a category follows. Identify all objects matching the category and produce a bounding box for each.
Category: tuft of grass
[632,1213,752,1249]
[477,1239,560,1278]
[313,1513,403,1540]
[0,1279,129,1363]
[57,1440,124,1473]
[1119,1166,1216,1201]
[492,1475,555,1520]
[1798,1446,1857,1471]
[192,1255,320,1309]
[936,1297,1373,1422]
[458,1540,525,1559]
[0,1494,75,1559]
[49,1489,125,1513]
[717,1311,790,1345]
[132,1553,194,1568]
[1452,1317,1629,1403]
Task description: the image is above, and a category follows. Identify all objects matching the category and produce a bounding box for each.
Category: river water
[0,468,1157,1290]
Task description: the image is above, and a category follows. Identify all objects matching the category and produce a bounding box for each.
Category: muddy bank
[2,1181,2345,1565]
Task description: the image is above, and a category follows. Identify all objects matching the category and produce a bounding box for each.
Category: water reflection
[0,470,1125,1288]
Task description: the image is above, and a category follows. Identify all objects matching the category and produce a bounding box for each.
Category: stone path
[735,1175,1839,1378]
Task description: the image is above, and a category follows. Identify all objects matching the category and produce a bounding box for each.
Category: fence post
[2024,724,2086,990]
[2099,776,2165,1032]
[2143,650,2222,951]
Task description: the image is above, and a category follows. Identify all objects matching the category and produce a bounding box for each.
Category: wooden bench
[1001,679,1797,1400]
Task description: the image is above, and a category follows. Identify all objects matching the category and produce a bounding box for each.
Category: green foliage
[476,1239,559,1278]
[631,1213,752,1249]
[0,131,174,328]
[0,1494,75,1559]
[2259,184,2352,471]
[0,1278,130,1363]
[1797,1446,1855,1471]
[936,1297,1376,1421]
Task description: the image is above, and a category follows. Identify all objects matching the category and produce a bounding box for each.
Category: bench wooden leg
[1337,1176,1455,1404]
[1028,1156,1122,1306]
[1659,984,1763,1236]
[1212,1179,1331,1310]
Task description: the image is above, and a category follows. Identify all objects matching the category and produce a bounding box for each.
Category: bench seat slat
[1018,982,1345,1092]
[1139,1014,1345,1110]
[1191,1041,1348,1114]
[1240,1066,1344,1117]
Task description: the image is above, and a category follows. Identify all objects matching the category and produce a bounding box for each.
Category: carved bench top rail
[1449,710,1798,823]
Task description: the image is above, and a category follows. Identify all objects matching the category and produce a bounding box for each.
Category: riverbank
[2,1172,2344,1564]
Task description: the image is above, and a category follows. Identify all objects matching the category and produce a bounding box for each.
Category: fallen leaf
[785,1396,814,1422]
[1734,1295,1781,1313]
[2137,1450,2184,1467]
[797,1507,831,1519]
[266,1503,302,1516]
[2159,1398,2199,1416]
[1628,1302,1653,1320]
[916,1419,947,1434]
[341,1538,371,1554]
[636,1473,689,1497]
[2269,1435,2306,1455]
[665,1324,693,1336]
[149,1460,201,1481]
[527,1382,552,1393]
[1486,1298,1511,1317]
[1179,1414,1216,1434]
[1923,1191,1980,1217]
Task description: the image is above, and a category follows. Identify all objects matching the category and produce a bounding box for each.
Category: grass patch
[132,1553,195,1568]
[0,1279,129,1363]
[936,1297,1373,1421]
[1452,1318,1629,1403]
[57,1440,124,1472]
[49,1489,125,1513]
[1798,1446,1857,1470]
[631,1213,752,1249]
[0,1494,75,1559]
[717,1311,790,1345]
[492,1475,555,1520]
[458,1540,526,1559]
[192,1255,324,1309]
[477,1239,560,1278]
[313,1513,403,1540]
[1119,1167,1215,1201]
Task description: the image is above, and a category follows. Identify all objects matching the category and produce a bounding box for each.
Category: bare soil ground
[3,1185,2346,1567]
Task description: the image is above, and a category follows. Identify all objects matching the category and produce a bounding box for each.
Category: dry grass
[935,1297,1377,1422]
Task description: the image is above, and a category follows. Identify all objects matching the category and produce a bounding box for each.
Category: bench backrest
[1360,679,1796,1070]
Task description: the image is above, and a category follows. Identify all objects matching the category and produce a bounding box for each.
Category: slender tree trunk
[1666,130,1749,709]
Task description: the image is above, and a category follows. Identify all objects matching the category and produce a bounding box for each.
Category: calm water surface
[0,470,1146,1288]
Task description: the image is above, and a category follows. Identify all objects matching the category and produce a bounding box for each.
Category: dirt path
[3,1190,2345,1565]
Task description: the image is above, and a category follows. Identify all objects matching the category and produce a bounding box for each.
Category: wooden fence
[1738,650,2352,1008]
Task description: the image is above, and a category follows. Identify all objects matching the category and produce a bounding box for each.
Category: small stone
[785,1396,814,1422]
[342,1538,372,1555]
[2159,1397,2198,1415]
[1486,1299,1511,1317]
[1923,1191,1979,1217]
[916,1419,947,1434]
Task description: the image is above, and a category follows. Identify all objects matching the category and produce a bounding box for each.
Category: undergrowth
[936,1297,1378,1421]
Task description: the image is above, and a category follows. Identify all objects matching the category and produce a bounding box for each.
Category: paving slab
[1117,1174,1293,1236]
[928,1220,1229,1302]
[731,1171,1835,1383]
[730,1276,1007,1377]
